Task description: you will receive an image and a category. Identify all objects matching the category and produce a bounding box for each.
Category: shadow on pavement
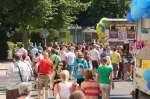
[110,94,133,99]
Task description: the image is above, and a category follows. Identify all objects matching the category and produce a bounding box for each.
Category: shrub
[7,41,15,59]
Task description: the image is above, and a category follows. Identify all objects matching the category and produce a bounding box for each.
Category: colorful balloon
[143,13,150,18]
[127,12,135,22]
[137,0,150,8]
[147,80,150,90]
[129,0,150,20]
[132,0,138,6]
[96,18,107,34]
[143,68,150,80]
[147,7,150,14]
[131,5,145,20]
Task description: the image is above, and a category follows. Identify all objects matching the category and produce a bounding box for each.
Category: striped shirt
[81,80,101,99]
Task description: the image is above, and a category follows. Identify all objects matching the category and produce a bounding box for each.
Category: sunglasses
[58,64,63,66]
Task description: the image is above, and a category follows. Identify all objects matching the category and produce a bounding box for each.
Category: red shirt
[38,58,53,75]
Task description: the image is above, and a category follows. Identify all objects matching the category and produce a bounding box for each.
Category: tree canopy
[0,0,90,60]
[0,0,89,31]
[76,0,130,26]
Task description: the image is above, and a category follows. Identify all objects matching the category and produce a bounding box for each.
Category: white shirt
[59,82,72,99]
[99,48,103,56]
[66,51,76,65]
[91,48,99,61]
[60,50,67,61]
[7,61,31,90]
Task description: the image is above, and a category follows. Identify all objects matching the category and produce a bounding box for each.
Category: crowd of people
[6,42,135,99]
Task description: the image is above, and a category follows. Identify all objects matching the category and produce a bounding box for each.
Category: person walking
[72,52,89,85]
[96,58,114,99]
[110,48,121,79]
[6,53,32,99]
[36,52,53,99]
[91,44,100,70]
[66,46,76,71]
[50,49,61,70]
[81,69,101,99]
[51,61,65,94]
[54,70,77,99]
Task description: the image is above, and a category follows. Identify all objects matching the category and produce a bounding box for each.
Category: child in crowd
[81,69,101,99]
[54,70,78,99]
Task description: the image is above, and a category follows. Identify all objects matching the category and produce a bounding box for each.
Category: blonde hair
[60,70,70,81]
[43,51,49,58]
[100,58,108,65]
[18,82,32,96]
[69,90,85,99]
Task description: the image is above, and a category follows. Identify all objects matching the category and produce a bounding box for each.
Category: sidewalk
[0,62,9,76]
[0,91,5,99]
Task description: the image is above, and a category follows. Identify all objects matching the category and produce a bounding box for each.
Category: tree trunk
[22,31,29,49]
[21,25,29,49]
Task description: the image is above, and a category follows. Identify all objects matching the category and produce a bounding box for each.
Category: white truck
[134,18,150,99]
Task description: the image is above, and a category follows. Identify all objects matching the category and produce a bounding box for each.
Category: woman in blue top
[72,51,88,85]
[96,58,114,99]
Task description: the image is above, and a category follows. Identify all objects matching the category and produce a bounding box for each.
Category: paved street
[110,81,133,99]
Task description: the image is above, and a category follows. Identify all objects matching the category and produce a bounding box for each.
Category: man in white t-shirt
[66,46,76,70]
[90,44,100,69]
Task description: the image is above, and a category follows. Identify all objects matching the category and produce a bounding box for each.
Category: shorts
[38,75,50,90]
[123,63,130,73]
[92,60,99,69]
[100,84,111,98]
[112,63,119,71]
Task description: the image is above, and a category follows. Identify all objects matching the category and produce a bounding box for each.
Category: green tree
[0,0,89,59]
[76,0,130,26]
[0,0,89,44]
[0,0,54,47]
[47,0,90,29]
[44,0,90,44]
